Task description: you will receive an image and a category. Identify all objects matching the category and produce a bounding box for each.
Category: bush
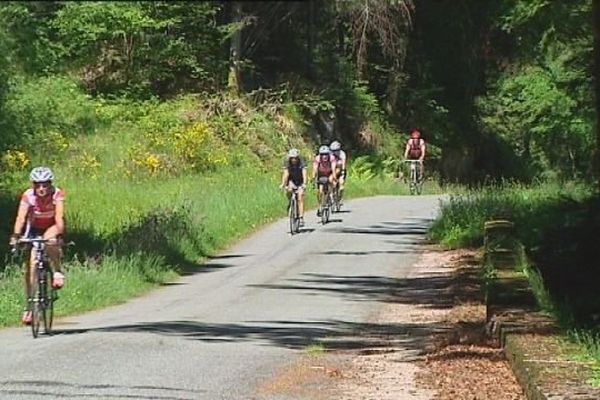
[4,75,96,146]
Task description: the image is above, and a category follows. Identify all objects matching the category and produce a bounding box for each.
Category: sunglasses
[34,182,51,189]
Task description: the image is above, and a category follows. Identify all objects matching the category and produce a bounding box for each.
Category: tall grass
[428,181,592,248]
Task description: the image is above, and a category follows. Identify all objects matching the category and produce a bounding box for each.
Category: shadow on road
[248,272,452,308]
[53,318,448,358]
[0,380,205,399]
[53,261,454,357]
[317,250,413,256]
[328,219,433,238]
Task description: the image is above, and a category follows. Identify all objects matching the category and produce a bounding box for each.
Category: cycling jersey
[332,150,347,169]
[20,187,65,230]
[313,154,337,178]
[406,138,424,160]
[283,159,306,186]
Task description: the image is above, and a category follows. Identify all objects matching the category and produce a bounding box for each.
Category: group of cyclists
[8,130,425,326]
[280,130,426,227]
[280,140,348,227]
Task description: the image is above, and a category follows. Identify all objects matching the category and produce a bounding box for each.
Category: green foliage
[474,0,594,180]
[4,75,95,146]
[51,1,225,97]
[477,66,592,177]
[429,182,593,248]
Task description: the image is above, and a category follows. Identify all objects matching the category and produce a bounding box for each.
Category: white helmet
[287,148,300,158]
[330,141,341,151]
[318,145,330,155]
[29,166,54,183]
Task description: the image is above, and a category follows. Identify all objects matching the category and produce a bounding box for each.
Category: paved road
[0,195,441,400]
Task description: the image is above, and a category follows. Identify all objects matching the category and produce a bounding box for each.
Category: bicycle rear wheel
[43,268,54,335]
[320,190,328,225]
[409,166,417,195]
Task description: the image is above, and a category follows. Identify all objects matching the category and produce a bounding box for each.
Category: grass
[305,342,326,357]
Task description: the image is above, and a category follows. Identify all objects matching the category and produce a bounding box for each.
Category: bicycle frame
[17,237,54,338]
[404,160,423,195]
[288,188,301,234]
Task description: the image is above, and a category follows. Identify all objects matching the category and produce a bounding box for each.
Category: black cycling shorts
[317,176,329,186]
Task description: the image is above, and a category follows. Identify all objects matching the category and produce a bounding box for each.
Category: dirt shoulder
[254,246,526,399]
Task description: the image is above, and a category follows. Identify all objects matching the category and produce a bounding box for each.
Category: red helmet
[410,129,421,139]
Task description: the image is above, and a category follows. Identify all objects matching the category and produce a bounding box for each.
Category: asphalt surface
[0,195,441,400]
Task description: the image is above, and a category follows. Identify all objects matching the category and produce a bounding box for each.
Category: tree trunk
[306,0,315,80]
[593,0,600,191]
[228,1,243,94]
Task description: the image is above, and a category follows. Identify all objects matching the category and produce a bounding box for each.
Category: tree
[227,1,243,94]
[337,0,414,80]
[594,0,600,190]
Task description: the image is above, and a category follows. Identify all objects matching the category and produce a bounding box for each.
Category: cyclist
[280,148,308,227]
[9,167,66,325]
[312,145,337,217]
[329,140,347,202]
[404,129,426,181]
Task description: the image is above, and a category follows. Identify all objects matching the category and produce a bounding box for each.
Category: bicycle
[287,187,302,235]
[404,160,423,195]
[331,181,341,213]
[13,237,57,338]
[318,181,332,224]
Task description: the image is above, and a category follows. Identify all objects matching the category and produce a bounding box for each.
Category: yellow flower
[1,150,30,171]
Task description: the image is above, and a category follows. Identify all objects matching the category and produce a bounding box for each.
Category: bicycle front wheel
[42,268,54,335]
[289,196,296,235]
[320,195,328,225]
[409,166,417,195]
[30,269,42,338]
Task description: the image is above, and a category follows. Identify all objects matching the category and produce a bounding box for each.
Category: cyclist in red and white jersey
[311,146,337,217]
[404,129,426,180]
[9,167,66,325]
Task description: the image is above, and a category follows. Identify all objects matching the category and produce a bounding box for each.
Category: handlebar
[17,237,53,244]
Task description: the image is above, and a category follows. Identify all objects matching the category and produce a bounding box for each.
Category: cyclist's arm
[302,167,308,186]
[311,159,317,181]
[12,203,29,236]
[54,199,65,235]
[404,142,410,159]
[419,141,426,162]
[281,168,289,187]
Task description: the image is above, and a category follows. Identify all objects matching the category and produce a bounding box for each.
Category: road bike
[14,237,57,338]
[287,187,301,235]
[318,181,332,225]
[331,181,342,213]
[404,160,423,195]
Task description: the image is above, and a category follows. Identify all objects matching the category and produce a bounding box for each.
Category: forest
[0,0,596,183]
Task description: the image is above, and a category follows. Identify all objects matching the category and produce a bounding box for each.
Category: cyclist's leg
[297,186,305,218]
[43,225,64,288]
[327,175,335,203]
[43,226,63,273]
[338,169,346,197]
[316,178,324,215]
